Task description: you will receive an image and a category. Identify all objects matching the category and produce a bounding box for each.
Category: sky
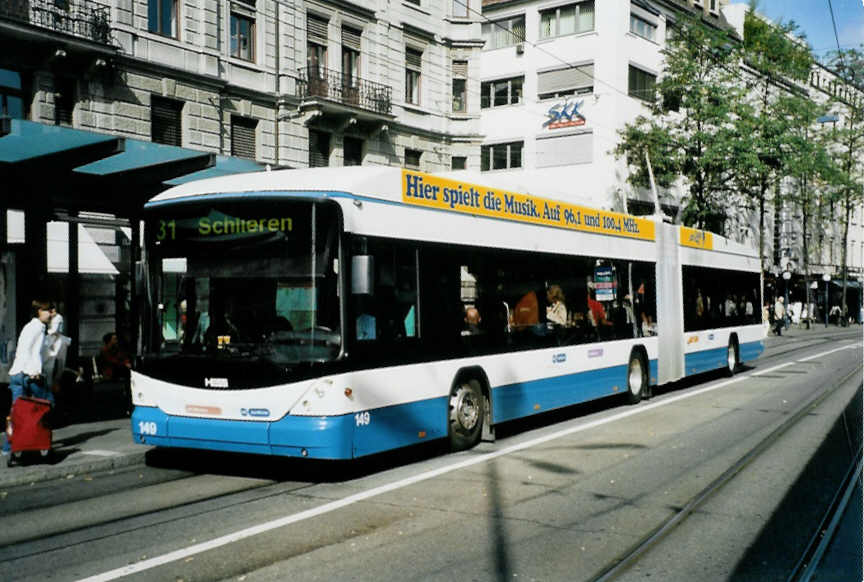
[745,0,864,60]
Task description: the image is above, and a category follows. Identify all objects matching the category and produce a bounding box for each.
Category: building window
[0,69,24,118]
[709,0,718,12]
[539,1,594,40]
[405,148,422,170]
[344,136,363,166]
[231,116,257,159]
[481,15,525,50]
[148,0,178,38]
[452,60,468,113]
[54,77,75,125]
[537,64,593,99]
[630,14,656,41]
[230,3,255,62]
[307,13,328,80]
[453,0,469,18]
[481,76,523,109]
[342,27,361,90]
[151,96,182,146]
[536,133,593,168]
[628,65,656,102]
[406,47,423,105]
[451,156,467,170]
[309,129,330,167]
[481,141,522,171]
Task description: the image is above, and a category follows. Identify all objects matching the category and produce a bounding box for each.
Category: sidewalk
[0,381,151,489]
[0,324,859,489]
[763,320,863,346]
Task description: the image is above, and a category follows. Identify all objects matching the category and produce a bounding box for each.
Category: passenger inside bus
[545,284,568,327]
[463,306,482,336]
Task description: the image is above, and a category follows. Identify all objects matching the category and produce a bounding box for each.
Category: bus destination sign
[401,170,655,241]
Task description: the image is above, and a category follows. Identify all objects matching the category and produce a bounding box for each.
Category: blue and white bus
[131,167,764,458]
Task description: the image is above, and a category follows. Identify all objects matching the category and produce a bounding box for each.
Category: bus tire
[448,378,484,451]
[626,350,648,405]
[725,336,739,377]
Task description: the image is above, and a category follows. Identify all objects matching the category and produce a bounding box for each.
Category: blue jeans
[3,373,54,453]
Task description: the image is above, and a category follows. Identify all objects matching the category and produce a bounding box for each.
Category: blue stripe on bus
[132,359,660,459]
[132,399,449,460]
[492,362,647,424]
[739,339,764,363]
[684,347,728,376]
[684,339,764,376]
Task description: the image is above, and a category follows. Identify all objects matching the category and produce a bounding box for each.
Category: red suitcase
[5,396,52,466]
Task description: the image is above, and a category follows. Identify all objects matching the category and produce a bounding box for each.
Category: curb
[1,448,152,489]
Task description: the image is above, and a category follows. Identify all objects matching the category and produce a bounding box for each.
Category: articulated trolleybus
[132,167,765,459]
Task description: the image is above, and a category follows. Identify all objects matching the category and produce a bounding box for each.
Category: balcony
[0,0,112,45]
[297,66,392,117]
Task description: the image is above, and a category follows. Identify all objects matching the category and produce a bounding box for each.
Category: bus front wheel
[449,379,484,451]
[626,351,648,404]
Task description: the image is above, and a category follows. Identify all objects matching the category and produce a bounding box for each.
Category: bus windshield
[143,199,341,378]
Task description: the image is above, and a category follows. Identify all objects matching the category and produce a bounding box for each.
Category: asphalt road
[0,329,860,582]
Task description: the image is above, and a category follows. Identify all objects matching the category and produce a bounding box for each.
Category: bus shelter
[0,119,263,387]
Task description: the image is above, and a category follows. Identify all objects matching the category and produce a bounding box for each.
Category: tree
[825,46,864,324]
[614,12,745,235]
[735,5,813,276]
[781,94,837,327]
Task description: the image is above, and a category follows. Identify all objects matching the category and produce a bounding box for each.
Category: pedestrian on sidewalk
[42,305,71,392]
[774,296,785,336]
[2,300,55,455]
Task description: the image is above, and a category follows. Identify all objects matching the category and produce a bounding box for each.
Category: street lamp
[783,270,792,329]
[822,273,831,327]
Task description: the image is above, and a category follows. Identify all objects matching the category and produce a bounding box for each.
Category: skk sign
[543,99,586,129]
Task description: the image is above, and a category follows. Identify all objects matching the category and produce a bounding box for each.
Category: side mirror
[351,255,375,295]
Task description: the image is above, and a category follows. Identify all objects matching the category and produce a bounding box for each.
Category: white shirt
[9,318,46,377]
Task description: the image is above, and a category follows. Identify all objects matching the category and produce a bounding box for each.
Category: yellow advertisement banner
[401,170,655,241]
[679,226,713,250]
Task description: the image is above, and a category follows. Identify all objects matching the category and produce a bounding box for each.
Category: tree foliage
[735,7,815,271]
[614,13,744,234]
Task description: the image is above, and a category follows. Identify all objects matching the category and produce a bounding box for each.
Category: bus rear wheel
[449,379,484,451]
[725,337,739,377]
[626,351,648,404]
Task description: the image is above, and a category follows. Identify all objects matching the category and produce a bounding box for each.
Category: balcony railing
[297,66,392,116]
[0,0,112,45]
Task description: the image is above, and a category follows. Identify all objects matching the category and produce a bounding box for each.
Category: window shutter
[538,64,593,95]
[151,96,182,146]
[231,116,257,159]
[536,133,593,168]
[309,129,330,167]
[308,14,328,45]
[406,48,423,70]
[342,26,361,51]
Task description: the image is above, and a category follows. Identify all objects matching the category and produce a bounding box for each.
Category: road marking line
[80,450,122,457]
[77,341,862,582]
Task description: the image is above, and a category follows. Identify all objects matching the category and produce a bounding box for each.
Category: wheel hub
[629,359,644,395]
[451,386,480,431]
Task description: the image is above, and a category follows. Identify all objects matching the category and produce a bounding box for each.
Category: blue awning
[164,155,263,185]
[0,120,270,215]
[0,119,121,164]
[74,138,211,175]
